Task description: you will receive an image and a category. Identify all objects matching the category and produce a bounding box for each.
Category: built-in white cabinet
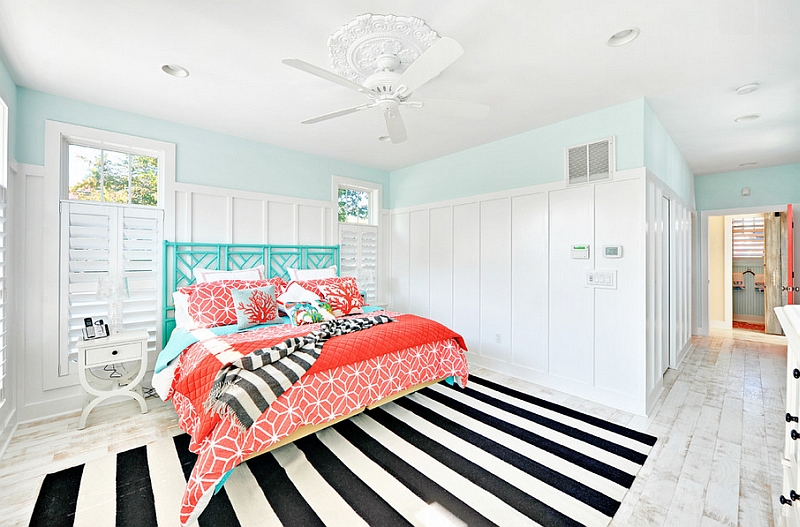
[776,305,800,525]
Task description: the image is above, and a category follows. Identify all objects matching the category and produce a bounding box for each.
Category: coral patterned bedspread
[162,312,469,526]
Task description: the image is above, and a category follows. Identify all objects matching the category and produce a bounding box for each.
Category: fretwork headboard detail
[163,241,340,340]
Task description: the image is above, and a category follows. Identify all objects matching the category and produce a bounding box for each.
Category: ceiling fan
[283,36,489,144]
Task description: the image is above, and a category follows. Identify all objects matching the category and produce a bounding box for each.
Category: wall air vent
[565,137,615,186]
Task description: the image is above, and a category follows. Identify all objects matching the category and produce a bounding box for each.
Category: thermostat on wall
[571,245,590,259]
[604,245,623,258]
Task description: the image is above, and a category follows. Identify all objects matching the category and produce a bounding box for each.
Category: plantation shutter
[59,201,162,376]
[339,224,378,303]
[732,216,765,258]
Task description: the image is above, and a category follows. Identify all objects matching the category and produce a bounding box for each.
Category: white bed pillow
[172,291,199,330]
[287,265,337,281]
[277,282,321,304]
[194,264,265,284]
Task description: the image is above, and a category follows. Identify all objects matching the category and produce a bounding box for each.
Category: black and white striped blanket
[206,314,394,429]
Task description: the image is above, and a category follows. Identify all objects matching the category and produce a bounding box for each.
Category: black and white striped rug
[30,376,656,527]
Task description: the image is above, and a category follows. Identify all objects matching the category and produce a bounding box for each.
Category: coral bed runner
[29,377,657,527]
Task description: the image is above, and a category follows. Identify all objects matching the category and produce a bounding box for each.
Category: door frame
[698,203,796,336]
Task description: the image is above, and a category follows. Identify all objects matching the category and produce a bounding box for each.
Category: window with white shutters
[339,224,378,303]
[732,216,765,259]
[59,201,162,375]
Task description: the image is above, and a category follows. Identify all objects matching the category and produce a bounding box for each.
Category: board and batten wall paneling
[594,178,645,400]
[267,202,295,245]
[429,206,454,328]
[191,193,230,243]
[172,186,335,247]
[231,198,265,243]
[390,212,410,313]
[408,210,431,318]
[452,203,481,353]
[297,205,325,246]
[510,193,549,372]
[548,185,595,386]
[479,198,512,362]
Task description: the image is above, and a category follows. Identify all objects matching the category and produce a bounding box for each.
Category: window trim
[45,121,175,390]
[56,125,170,208]
[332,175,381,227]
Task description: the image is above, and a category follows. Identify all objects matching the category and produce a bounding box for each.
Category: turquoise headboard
[163,241,340,342]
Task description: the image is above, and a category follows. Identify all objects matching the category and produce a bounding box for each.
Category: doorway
[706,205,794,335]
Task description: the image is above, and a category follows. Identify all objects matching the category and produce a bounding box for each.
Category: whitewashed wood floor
[0,328,788,527]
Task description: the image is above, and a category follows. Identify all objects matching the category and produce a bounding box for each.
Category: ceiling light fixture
[607,27,640,47]
[735,82,760,95]
[734,114,761,123]
[161,64,190,78]
[739,162,758,167]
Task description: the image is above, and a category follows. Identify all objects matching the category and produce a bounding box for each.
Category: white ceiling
[0,0,797,175]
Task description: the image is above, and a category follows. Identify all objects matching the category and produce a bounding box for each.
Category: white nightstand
[77,329,149,429]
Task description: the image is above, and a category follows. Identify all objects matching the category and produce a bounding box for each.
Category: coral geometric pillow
[317,277,365,316]
[231,286,280,330]
[179,278,286,328]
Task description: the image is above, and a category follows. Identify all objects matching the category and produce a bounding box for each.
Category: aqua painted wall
[0,54,17,159]
[695,164,800,211]
[643,101,695,208]
[388,99,647,209]
[15,88,389,206]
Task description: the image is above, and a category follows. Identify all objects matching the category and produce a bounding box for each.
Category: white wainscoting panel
[429,207,453,328]
[548,185,595,386]
[191,193,229,243]
[594,178,645,400]
[408,210,431,318]
[510,193,549,372]
[298,205,325,246]
[479,198,512,362]
[390,212,410,313]
[232,198,265,243]
[452,203,481,353]
[267,202,295,245]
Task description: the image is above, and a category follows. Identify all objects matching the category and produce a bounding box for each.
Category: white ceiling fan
[283,36,489,144]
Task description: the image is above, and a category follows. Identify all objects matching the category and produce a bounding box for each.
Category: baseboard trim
[0,408,18,462]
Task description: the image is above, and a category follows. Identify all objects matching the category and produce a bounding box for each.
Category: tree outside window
[338,187,370,224]
[68,144,158,206]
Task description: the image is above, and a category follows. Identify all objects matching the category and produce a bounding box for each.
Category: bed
[154,241,470,526]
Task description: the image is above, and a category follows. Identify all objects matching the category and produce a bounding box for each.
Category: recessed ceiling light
[607,27,640,47]
[378,136,391,142]
[161,64,190,78]
[735,82,760,95]
[734,113,761,122]
[739,162,758,167]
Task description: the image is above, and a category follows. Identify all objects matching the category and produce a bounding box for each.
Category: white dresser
[777,305,800,525]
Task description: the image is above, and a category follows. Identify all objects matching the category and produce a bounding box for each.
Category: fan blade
[301,103,374,124]
[392,37,464,95]
[384,107,407,144]
[282,58,370,95]
[414,98,490,119]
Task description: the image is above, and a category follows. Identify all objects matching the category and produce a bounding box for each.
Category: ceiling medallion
[328,14,440,84]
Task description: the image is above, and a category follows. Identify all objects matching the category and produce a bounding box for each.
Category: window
[333,177,381,303]
[338,187,371,224]
[53,123,172,377]
[67,144,158,206]
[732,216,765,259]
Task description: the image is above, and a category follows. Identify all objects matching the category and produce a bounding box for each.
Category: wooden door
[765,211,789,334]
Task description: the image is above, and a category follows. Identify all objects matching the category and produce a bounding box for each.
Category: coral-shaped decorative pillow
[285,300,336,326]
[231,286,280,329]
[317,277,365,316]
[178,278,286,328]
